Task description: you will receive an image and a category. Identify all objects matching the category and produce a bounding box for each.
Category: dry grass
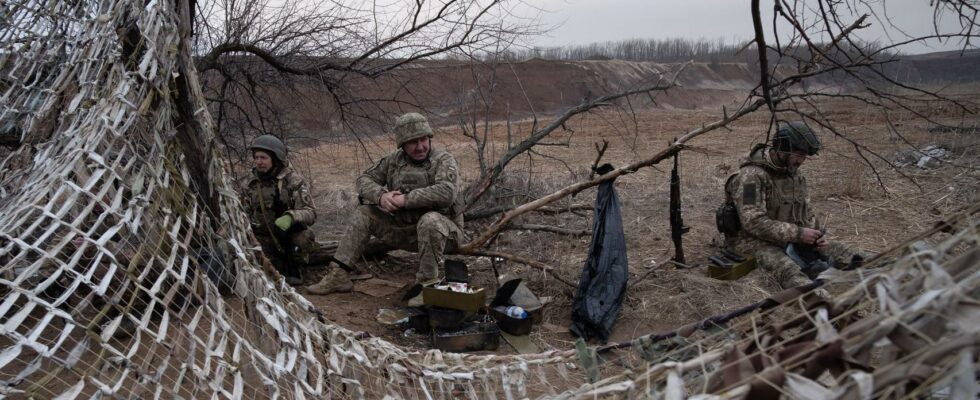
[290,96,980,350]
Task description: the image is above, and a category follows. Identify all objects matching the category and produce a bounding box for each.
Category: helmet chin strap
[768,148,796,173]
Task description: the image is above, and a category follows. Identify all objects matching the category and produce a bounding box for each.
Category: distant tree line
[495,37,756,63]
[483,37,890,66]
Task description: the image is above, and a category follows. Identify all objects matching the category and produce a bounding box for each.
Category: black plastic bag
[570,164,629,343]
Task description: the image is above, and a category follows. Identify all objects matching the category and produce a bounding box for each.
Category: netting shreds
[1,0,978,399]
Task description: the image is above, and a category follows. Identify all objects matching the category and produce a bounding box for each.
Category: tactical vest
[249,175,291,235]
[762,169,809,227]
[720,148,809,233]
[389,155,460,227]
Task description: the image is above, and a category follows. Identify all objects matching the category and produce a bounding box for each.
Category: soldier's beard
[772,152,799,174]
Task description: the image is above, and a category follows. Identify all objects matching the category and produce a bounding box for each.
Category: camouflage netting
[1,0,977,398]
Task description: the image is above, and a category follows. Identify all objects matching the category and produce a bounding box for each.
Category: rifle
[669,153,690,264]
[326,254,355,273]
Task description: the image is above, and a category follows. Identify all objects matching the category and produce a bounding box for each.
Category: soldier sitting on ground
[244,135,317,286]
[717,120,867,289]
[307,113,464,295]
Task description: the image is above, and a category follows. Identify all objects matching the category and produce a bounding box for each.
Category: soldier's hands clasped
[380,191,406,213]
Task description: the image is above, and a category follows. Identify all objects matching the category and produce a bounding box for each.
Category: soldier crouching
[718,121,868,289]
[245,135,317,286]
[307,113,464,295]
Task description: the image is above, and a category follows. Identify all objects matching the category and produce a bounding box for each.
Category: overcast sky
[522,0,974,55]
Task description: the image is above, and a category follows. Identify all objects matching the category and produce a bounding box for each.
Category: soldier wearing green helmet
[307,113,464,295]
[245,134,317,286]
[718,121,867,289]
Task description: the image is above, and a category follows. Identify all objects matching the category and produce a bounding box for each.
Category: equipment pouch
[716,201,741,235]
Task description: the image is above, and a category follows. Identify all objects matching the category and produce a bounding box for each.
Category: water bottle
[494,305,527,319]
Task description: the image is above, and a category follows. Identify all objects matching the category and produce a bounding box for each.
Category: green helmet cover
[394,112,433,147]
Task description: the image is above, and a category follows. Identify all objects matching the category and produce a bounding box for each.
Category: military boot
[306,268,353,295]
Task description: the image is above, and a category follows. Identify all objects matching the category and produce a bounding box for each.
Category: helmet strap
[767,147,793,172]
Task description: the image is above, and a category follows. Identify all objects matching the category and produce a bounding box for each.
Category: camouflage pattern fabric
[245,163,317,273]
[736,240,865,289]
[334,206,462,281]
[256,229,316,270]
[726,145,817,245]
[726,145,865,288]
[337,147,464,281]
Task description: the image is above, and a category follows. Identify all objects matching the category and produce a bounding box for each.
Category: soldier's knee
[349,205,378,227]
[417,212,449,236]
[354,204,374,219]
[291,229,315,246]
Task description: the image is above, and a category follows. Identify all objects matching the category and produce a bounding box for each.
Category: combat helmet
[773,121,821,156]
[251,134,287,162]
[394,112,433,147]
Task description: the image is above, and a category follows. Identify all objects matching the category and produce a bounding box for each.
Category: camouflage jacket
[246,163,316,236]
[357,147,463,228]
[725,144,818,246]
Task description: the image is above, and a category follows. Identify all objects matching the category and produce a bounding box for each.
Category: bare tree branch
[588,140,609,180]
[503,224,590,237]
[751,0,775,111]
[460,96,769,253]
[465,203,593,221]
[457,249,576,288]
[463,62,692,208]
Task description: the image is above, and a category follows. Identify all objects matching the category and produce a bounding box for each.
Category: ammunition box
[489,307,533,336]
[707,256,757,280]
[422,285,486,312]
[432,315,500,352]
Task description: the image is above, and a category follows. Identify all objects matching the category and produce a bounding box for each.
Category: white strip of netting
[548,215,979,399]
[0,1,595,398]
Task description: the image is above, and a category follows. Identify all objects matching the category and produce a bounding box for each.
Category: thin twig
[458,249,577,288]
[589,139,610,180]
[503,224,591,237]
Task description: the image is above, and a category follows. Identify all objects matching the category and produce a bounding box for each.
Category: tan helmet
[251,134,287,162]
[394,112,433,147]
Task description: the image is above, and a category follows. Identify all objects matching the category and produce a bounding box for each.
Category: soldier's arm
[356,156,390,205]
[733,169,803,244]
[404,154,458,210]
[800,176,821,230]
[287,175,317,226]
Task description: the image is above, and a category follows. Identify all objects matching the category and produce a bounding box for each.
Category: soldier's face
[779,150,808,172]
[253,151,274,173]
[403,136,431,161]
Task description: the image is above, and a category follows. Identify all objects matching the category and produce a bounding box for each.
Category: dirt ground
[283,93,980,353]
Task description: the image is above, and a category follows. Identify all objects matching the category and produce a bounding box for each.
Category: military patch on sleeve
[441,162,458,183]
[743,182,757,205]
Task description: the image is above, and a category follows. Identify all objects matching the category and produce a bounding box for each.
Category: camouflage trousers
[735,237,867,289]
[256,228,316,278]
[334,205,463,282]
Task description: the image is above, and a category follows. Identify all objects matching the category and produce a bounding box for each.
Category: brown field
[286,94,980,352]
